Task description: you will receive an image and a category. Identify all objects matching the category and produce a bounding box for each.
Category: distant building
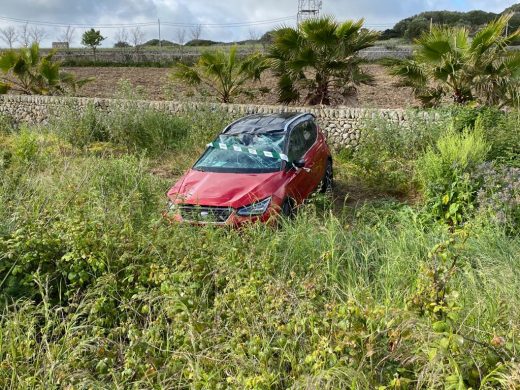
[52,42,69,49]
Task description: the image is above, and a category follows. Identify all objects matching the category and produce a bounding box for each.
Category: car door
[285,120,324,202]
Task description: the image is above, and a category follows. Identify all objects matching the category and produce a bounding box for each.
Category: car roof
[223,113,314,135]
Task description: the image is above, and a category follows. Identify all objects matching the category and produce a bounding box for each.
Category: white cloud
[0,0,516,47]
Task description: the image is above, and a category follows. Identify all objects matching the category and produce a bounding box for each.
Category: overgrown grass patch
[0,107,519,388]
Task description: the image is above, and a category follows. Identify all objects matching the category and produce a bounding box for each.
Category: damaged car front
[165,129,289,226]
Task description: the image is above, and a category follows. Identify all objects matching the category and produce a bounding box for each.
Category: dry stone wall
[0,95,442,149]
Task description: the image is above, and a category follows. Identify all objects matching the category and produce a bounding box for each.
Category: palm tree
[389,13,520,108]
[267,17,379,106]
[171,46,268,103]
[0,43,92,95]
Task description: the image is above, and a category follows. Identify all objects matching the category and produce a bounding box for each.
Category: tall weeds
[1,107,519,388]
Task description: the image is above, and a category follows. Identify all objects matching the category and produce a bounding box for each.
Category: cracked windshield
[194,133,286,173]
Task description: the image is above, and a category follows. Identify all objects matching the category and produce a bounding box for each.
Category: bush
[1,203,520,388]
[477,110,520,167]
[106,106,189,153]
[346,111,447,194]
[449,106,519,166]
[416,128,489,224]
[0,114,16,134]
[1,109,520,388]
[472,163,520,231]
[52,102,109,148]
[51,102,189,155]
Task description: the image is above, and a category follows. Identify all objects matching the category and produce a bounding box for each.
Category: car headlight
[236,197,272,217]
[166,201,178,216]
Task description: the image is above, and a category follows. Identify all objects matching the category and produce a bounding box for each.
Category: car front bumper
[163,204,280,227]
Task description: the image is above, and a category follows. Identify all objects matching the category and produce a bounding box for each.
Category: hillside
[381,2,520,40]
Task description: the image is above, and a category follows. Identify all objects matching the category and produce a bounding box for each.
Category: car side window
[288,123,307,162]
[303,121,317,150]
[288,121,317,162]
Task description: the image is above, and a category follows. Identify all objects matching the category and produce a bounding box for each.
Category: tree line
[381,3,520,41]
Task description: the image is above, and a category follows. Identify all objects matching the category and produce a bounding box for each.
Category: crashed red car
[166,112,333,226]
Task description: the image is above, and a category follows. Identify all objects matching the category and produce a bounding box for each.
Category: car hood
[167,169,283,208]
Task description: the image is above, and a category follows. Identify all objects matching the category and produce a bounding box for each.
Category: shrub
[472,163,520,230]
[172,45,268,103]
[389,14,520,108]
[268,17,379,105]
[0,43,92,95]
[0,114,16,134]
[10,126,40,164]
[51,102,190,155]
[52,102,109,148]
[448,106,519,167]
[106,106,189,153]
[477,110,520,167]
[416,128,489,224]
[346,111,447,194]
[2,109,520,388]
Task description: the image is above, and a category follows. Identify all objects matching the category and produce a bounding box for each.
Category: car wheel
[319,159,333,193]
[281,198,295,218]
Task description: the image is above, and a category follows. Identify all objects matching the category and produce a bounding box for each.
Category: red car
[166,112,333,226]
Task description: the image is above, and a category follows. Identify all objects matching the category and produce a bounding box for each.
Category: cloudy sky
[0,0,517,47]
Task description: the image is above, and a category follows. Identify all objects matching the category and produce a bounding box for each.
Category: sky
[0,0,517,47]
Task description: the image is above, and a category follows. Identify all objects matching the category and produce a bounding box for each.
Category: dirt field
[64,64,419,109]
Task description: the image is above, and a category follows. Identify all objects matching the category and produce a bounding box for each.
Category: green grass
[0,105,519,388]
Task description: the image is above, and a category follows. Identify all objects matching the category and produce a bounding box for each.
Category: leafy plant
[346,111,448,195]
[0,43,92,95]
[472,162,520,230]
[1,109,520,389]
[389,13,520,108]
[81,28,106,61]
[171,45,268,103]
[267,17,379,105]
[416,128,489,225]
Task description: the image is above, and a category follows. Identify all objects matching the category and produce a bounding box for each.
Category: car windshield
[194,133,286,173]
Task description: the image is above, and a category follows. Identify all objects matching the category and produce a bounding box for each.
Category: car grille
[179,205,233,224]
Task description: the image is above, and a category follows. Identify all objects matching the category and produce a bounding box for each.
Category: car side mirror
[292,159,306,169]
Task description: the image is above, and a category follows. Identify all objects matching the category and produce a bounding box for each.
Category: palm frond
[0,81,11,94]
[0,51,17,73]
[29,43,40,65]
[271,27,301,53]
[471,13,510,54]
[390,60,428,88]
[417,87,446,108]
[277,73,300,104]
[415,27,461,63]
[300,16,338,46]
[335,19,364,41]
[171,63,202,86]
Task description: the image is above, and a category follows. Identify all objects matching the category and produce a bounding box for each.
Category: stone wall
[31,47,412,65]
[0,95,441,149]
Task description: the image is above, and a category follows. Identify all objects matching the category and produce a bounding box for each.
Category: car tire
[319,159,333,193]
[281,198,295,218]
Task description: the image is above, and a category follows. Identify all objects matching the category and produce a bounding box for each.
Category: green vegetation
[0,43,92,95]
[1,98,519,387]
[172,45,269,103]
[142,39,178,47]
[389,14,520,107]
[383,2,520,41]
[81,28,106,61]
[268,17,379,105]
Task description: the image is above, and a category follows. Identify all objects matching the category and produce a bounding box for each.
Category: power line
[0,14,296,29]
[162,16,296,28]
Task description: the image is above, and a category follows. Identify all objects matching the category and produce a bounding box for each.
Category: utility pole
[430,18,433,32]
[158,18,162,48]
